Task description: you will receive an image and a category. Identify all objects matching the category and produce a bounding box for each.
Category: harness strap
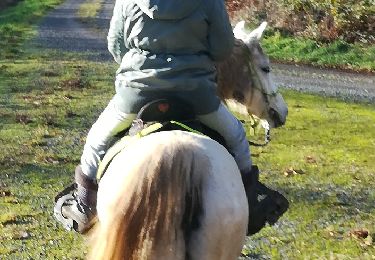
[170,120,204,136]
[96,122,164,181]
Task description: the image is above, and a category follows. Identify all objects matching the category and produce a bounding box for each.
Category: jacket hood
[136,0,202,20]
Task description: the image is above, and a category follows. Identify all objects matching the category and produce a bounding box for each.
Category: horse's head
[217,21,288,128]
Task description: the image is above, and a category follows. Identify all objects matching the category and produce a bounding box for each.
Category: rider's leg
[197,102,252,173]
[62,97,136,233]
[80,98,136,180]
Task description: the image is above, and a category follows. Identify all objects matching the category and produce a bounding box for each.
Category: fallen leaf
[306,156,317,163]
[294,169,306,174]
[44,157,59,164]
[364,236,373,246]
[12,231,30,240]
[349,229,369,239]
[20,231,30,240]
[0,189,12,197]
[284,167,306,177]
[284,168,294,176]
[15,114,32,124]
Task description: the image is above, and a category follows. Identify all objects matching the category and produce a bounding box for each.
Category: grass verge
[0,50,116,259]
[77,0,103,26]
[241,91,375,259]
[262,30,375,73]
[0,0,65,60]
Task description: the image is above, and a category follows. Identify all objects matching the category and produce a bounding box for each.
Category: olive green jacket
[107,0,234,114]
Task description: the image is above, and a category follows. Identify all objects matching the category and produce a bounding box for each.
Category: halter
[242,45,276,146]
[244,45,279,99]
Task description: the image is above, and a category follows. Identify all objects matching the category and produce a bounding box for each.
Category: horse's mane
[217,39,256,104]
[89,137,211,260]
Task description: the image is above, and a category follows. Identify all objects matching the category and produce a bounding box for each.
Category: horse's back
[97,130,248,260]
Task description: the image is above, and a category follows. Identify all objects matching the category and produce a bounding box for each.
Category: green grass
[262,30,375,72]
[77,0,102,19]
[1,53,374,258]
[1,0,375,259]
[242,92,375,259]
[0,55,115,259]
[0,0,65,59]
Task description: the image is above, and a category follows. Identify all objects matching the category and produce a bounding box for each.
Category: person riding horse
[55,0,288,235]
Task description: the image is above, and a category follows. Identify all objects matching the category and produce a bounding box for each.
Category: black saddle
[137,98,196,122]
[118,98,227,148]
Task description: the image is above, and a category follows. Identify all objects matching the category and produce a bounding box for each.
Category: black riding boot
[59,166,98,233]
[241,165,289,235]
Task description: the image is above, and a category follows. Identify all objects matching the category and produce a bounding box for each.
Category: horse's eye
[261,67,271,73]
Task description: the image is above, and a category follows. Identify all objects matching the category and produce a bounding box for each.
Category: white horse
[88,22,288,260]
[90,131,248,259]
[217,21,288,128]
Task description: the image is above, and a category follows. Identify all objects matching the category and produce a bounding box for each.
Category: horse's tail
[89,137,210,260]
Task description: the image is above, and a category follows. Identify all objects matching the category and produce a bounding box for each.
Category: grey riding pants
[80,97,252,179]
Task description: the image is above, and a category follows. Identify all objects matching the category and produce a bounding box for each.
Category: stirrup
[53,183,97,233]
[53,183,77,231]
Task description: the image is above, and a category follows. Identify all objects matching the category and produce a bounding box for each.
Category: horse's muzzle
[269,108,286,128]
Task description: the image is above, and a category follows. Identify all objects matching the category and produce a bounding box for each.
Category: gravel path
[273,63,375,103]
[33,0,375,102]
[33,0,112,60]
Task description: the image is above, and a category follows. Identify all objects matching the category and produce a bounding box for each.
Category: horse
[88,21,288,260]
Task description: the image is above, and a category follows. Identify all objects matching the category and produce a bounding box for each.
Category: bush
[226,0,375,43]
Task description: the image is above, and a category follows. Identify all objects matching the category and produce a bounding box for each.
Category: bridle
[242,44,278,146]
[244,45,279,100]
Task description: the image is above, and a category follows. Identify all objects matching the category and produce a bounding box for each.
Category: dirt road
[33,0,375,103]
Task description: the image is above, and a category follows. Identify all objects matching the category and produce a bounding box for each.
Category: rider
[58,0,281,234]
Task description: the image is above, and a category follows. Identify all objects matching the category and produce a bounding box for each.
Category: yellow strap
[170,121,204,136]
[137,122,163,137]
[96,123,164,181]
[96,121,203,181]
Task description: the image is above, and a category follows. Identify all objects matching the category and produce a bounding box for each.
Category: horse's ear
[233,20,248,42]
[233,21,268,43]
[247,22,268,41]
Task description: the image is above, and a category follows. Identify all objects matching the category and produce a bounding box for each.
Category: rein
[240,43,275,147]
[241,116,271,147]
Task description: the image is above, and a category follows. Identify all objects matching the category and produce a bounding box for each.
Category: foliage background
[226,0,375,44]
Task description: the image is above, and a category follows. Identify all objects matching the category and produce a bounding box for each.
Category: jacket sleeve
[107,0,126,64]
[206,0,234,61]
